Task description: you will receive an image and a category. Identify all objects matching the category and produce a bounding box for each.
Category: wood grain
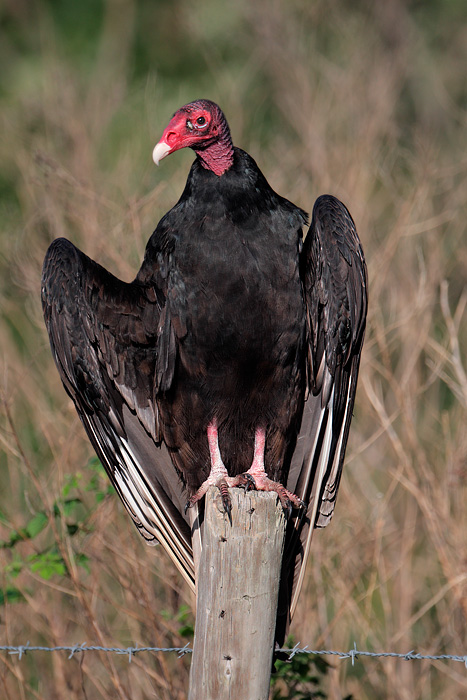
[188,487,286,700]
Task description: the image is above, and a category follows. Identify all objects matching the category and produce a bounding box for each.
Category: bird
[41,98,367,642]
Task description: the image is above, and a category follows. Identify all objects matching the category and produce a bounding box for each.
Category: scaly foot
[230,428,305,518]
[185,423,305,521]
[185,421,237,522]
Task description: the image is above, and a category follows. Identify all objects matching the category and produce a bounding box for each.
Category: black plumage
[41,99,367,639]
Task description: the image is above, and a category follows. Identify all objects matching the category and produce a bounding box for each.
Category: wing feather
[286,194,367,619]
[41,237,196,591]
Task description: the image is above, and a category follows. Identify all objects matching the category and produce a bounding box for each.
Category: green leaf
[178,624,194,638]
[86,473,99,492]
[1,512,48,548]
[176,604,192,623]
[87,456,105,473]
[62,474,82,498]
[25,511,48,539]
[74,552,90,574]
[28,550,67,580]
[0,586,25,605]
[0,529,22,548]
[271,636,334,700]
[62,498,82,516]
[5,558,24,579]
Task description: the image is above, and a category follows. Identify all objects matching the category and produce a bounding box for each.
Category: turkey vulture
[42,99,367,639]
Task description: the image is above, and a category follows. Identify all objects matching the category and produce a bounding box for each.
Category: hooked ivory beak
[152,141,172,166]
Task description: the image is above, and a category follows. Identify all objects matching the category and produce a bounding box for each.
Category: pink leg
[233,428,305,516]
[186,421,237,519]
[186,423,304,520]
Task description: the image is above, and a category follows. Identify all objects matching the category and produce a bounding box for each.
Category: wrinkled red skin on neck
[194,135,234,176]
[159,101,234,176]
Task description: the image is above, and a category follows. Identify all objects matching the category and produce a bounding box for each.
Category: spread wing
[286,194,368,618]
[41,237,196,590]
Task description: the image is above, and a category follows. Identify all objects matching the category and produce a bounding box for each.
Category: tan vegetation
[0,0,466,697]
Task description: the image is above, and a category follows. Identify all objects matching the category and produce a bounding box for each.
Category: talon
[224,498,232,526]
[218,479,233,524]
[187,423,306,524]
[240,473,256,491]
[245,473,256,491]
[283,499,293,520]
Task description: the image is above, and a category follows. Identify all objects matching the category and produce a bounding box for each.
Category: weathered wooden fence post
[188,487,286,700]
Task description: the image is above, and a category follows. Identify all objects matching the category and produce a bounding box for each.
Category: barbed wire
[1,642,466,667]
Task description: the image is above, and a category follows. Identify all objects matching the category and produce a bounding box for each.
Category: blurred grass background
[1,0,466,697]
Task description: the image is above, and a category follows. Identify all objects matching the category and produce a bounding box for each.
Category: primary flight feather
[42,99,367,641]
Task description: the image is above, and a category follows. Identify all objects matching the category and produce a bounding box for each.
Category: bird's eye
[194,115,208,129]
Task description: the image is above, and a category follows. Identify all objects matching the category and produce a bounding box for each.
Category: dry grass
[0,0,466,698]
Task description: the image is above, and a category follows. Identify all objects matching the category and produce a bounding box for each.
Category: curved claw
[224,500,232,526]
[218,479,233,524]
[283,499,293,521]
[241,473,256,492]
[234,471,306,518]
[185,478,233,524]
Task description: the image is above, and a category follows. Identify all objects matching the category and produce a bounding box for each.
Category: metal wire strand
[2,642,466,667]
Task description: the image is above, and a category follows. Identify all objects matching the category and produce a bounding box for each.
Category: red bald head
[153,99,234,176]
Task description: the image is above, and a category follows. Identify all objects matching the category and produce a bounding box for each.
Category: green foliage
[0,511,48,549]
[84,456,116,502]
[28,548,67,580]
[0,586,25,606]
[0,459,109,589]
[270,637,348,700]
[161,603,195,639]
